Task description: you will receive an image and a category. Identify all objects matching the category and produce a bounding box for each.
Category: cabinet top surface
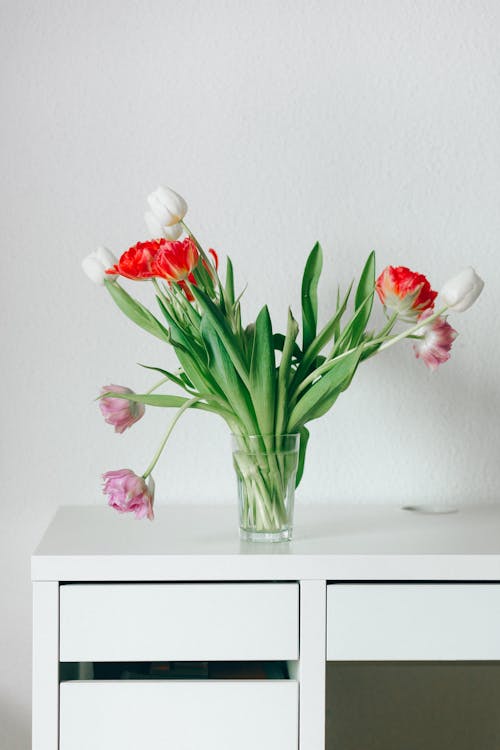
[32,504,500,581]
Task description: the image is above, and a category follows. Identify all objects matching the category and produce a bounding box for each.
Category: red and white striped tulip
[376,266,437,322]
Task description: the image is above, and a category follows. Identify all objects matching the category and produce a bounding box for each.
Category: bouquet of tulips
[83,185,483,539]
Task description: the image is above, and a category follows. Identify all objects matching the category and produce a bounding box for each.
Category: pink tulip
[102,469,155,520]
[99,385,145,433]
[413,310,458,371]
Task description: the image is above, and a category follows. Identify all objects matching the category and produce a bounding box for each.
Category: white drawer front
[327,584,500,660]
[60,680,298,750]
[60,583,298,661]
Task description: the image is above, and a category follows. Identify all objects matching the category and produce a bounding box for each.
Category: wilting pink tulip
[413,310,458,371]
[102,469,155,520]
[99,385,145,433]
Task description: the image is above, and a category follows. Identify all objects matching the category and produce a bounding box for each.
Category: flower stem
[180,220,213,268]
[152,277,170,305]
[181,219,223,299]
[377,305,449,352]
[294,306,449,398]
[146,377,169,395]
[142,397,200,479]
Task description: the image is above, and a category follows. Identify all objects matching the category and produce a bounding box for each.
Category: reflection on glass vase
[231,433,300,543]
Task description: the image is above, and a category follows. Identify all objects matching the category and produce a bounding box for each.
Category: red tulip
[180,248,219,301]
[106,240,161,280]
[376,266,437,322]
[154,237,199,282]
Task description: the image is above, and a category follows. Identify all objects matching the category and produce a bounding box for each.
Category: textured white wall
[1,0,499,745]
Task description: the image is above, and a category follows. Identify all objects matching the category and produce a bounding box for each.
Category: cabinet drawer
[60,583,298,661]
[327,584,500,660]
[60,680,298,750]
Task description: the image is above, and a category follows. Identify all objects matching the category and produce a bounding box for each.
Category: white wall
[1,0,499,745]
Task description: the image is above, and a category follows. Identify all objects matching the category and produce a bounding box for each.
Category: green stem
[152,277,169,305]
[181,220,214,270]
[294,306,449,399]
[146,377,170,394]
[377,305,449,352]
[142,397,200,479]
[181,219,224,300]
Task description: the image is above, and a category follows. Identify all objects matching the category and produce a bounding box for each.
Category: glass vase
[231,433,300,542]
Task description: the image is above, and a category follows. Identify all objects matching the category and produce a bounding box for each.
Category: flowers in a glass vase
[82,184,484,525]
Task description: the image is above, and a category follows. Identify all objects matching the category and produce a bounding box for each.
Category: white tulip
[147,185,188,227]
[81,246,118,285]
[440,267,484,312]
[144,211,183,241]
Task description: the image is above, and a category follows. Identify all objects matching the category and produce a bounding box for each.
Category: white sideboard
[32,504,500,750]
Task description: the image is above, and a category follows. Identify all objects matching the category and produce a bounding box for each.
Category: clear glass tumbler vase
[231,433,300,542]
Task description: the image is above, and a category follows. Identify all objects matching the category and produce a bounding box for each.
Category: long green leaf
[301,242,323,352]
[243,323,256,365]
[287,347,362,430]
[275,309,299,436]
[200,318,257,434]
[295,425,310,488]
[273,333,302,361]
[225,256,235,307]
[332,291,373,356]
[153,296,219,395]
[295,281,353,382]
[191,285,250,388]
[105,281,170,342]
[101,391,222,414]
[155,296,207,363]
[138,363,192,391]
[350,251,375,345]
[250,305,276,437]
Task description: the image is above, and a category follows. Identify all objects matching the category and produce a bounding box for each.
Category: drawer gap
[60,660,297,681]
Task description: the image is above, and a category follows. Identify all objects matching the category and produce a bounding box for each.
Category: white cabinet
[32,504,500,750]
[60,680,298,750]
[60,583,299,661]
[327,583,500,660]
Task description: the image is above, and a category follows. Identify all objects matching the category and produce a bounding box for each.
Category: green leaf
[101,391,221,414]
[296,281,353,379]
[138,363,191,391]
[350,251,375,346]
[301,242,323,352]
[105,281,170,343]
[191,285,250,388]
[200,317,257,434]
[155,296,206,360]
[225,256,235,307]
[273,333,302,361]
[250,305,276,437]
[244,323,256,365]
[153,295,217,395]
[275,309,299,436]
[287,347,363,430]
[295,425,310,488]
